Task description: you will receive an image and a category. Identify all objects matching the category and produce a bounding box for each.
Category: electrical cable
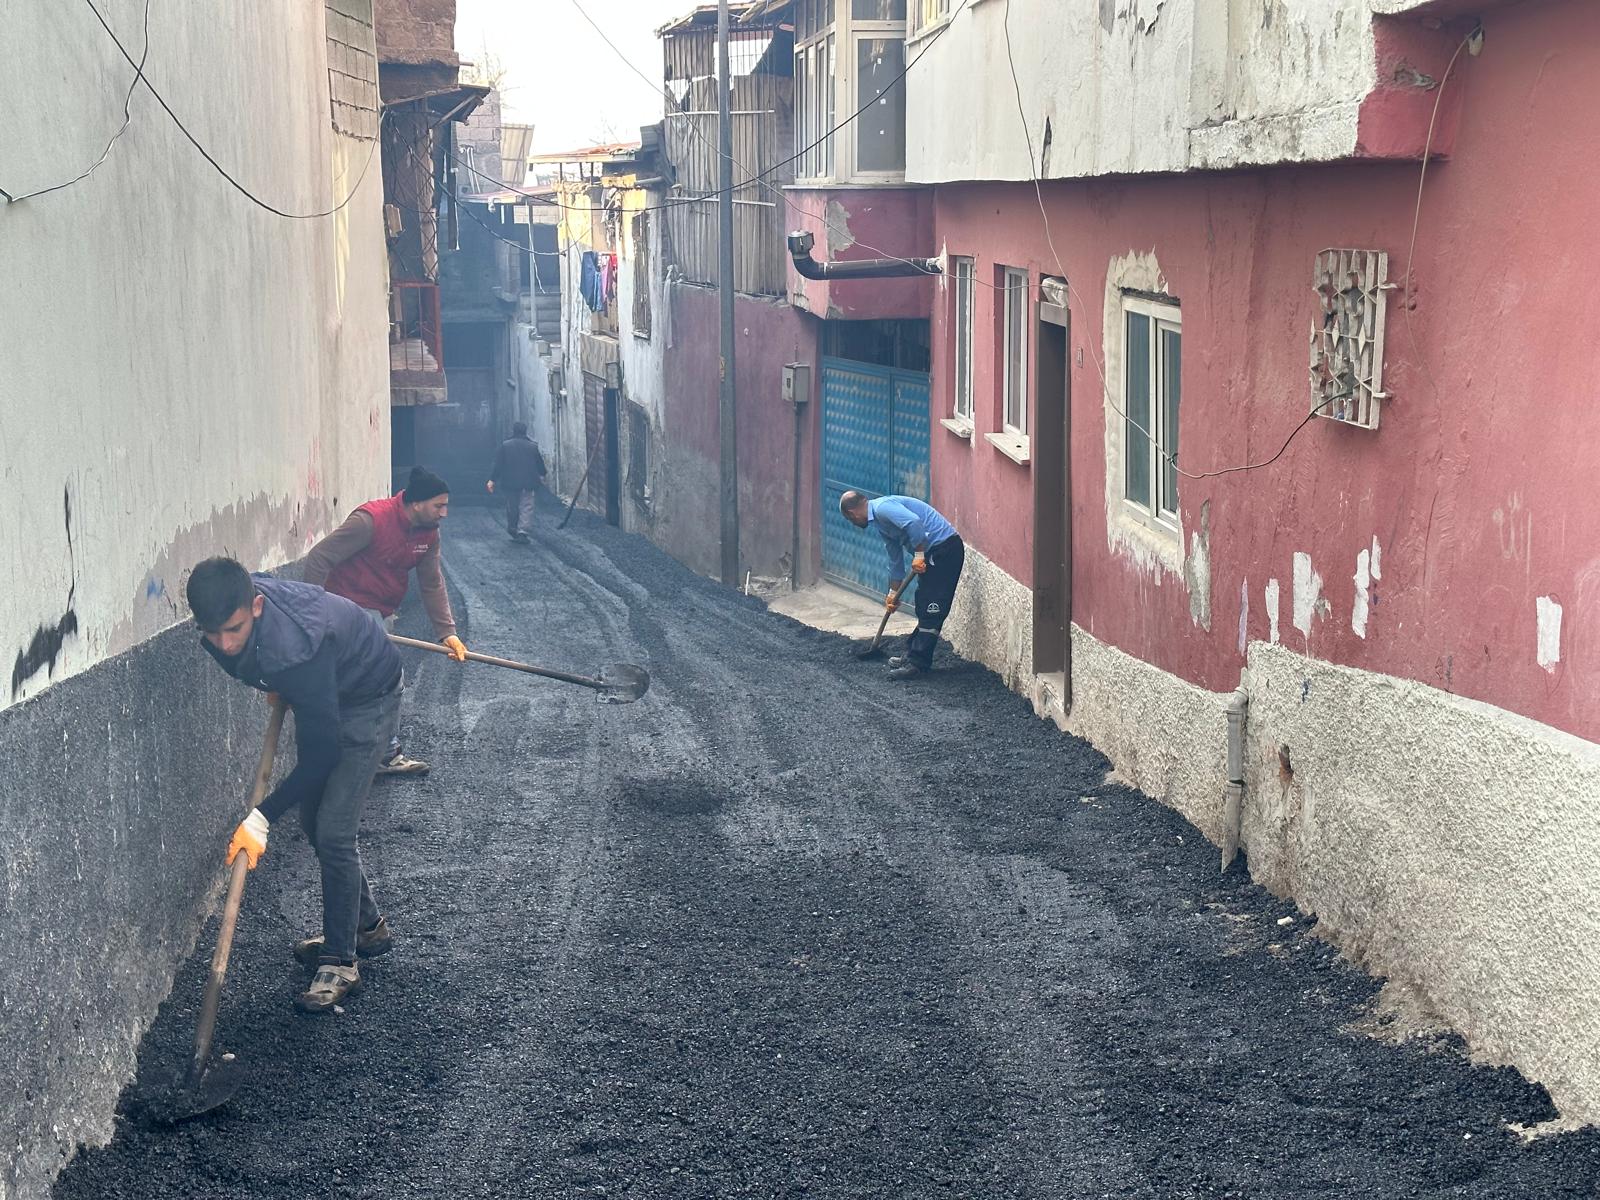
[1403,26,1479,404]
[2,0,152,204]
[79,0,378,219]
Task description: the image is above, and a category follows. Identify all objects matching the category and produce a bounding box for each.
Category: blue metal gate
[820,356,931,597]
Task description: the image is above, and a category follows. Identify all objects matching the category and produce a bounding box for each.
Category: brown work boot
[293,917,394,966]
[295,963,361,1014]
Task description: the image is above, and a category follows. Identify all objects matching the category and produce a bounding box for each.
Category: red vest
[323,493,438,617]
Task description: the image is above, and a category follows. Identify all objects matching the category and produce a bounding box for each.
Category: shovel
[151,697,286,1123]
[853,568,918,660]
[388,634,651,704]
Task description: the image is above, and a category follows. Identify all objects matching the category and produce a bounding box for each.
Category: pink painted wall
[787,187,936,320]
[658,284,820,582]
[930,0,1600,740]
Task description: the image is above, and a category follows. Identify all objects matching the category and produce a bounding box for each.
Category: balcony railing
[390,280,443,376]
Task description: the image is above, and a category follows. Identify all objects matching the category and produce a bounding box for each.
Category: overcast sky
[455,0,697,157]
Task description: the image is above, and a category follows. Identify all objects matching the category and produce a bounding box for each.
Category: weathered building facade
[0,2,391,1195]
[905,0,1600,1124]
[375,0,487,472]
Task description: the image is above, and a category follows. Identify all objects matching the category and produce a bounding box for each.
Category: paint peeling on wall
[99,491,338,680]
[1354,548,1373,639]
[1238,577,1249,656]
[1537,596,1562,672]
[1266,578,1281,644]
[1186,500,1211,630]
[1293,551,1324,639]
[824,199,856,256]
[11,486,80,700]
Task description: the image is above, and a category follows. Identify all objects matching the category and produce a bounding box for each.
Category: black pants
[906,535,964,670]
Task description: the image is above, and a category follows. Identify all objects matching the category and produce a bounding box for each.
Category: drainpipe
[1221,684,1249,872]
[786,231,941,280]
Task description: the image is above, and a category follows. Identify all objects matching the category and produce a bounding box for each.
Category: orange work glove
[912,551,927,575]
[884,592,900,613]
[442,635,469,663]
[228,809,269,870]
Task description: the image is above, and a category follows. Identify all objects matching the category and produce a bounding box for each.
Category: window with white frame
[909,0,948,37]
[793,0,906,182]
[952,257,974,425]
[794,3,836,180]
[1002,267,1029,437]
[1122,295,1182,527]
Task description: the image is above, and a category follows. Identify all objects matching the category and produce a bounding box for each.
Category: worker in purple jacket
[187,557,402,1014]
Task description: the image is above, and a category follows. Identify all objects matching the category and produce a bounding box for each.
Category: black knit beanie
[402,466,449,503]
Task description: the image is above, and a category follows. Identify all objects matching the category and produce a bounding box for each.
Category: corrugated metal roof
[527,142,641,165]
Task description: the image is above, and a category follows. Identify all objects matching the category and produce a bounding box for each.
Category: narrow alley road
[56,507,1599,1200]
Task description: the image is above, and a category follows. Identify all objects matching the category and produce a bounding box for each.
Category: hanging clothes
[580,251,604,313]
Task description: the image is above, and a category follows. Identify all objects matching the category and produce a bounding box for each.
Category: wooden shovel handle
[188,698,284,1084]
[866,568,919,653]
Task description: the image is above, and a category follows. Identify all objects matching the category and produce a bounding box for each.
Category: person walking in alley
[302,466,468,776]
[486,421,547,543]
[187,557,402,1013]
[840,491,966,680]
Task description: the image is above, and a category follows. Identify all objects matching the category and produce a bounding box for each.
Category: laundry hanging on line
[580,251,605,312]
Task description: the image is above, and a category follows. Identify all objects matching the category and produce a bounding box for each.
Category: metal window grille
[1310,248,1389,430]
[628,403,651,506]
[662,17,792,294]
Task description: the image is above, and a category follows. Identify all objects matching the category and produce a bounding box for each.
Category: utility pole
[717,0,740,586]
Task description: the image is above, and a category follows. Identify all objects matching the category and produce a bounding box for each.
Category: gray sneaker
[295,963,361,1014]
[294,917,394,967]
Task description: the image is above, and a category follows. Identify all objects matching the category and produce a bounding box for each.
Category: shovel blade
[596,664,650,703]
[148,1056,246,1124]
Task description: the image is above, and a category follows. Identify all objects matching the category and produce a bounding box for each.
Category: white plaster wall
[615,194,666,537]
[947,549,1600,1122]
[1242,640,1600,1125]
[552,238,591,501]
[907,0,1377,182]
[942,542,1034,691]
[616,198,665,429]
[0,0,390,711]
[513,322,560,462]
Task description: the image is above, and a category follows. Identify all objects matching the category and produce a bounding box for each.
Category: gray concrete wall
[1,626,269,1200]
[0,3,389,1195]
[946,547,1600,1127]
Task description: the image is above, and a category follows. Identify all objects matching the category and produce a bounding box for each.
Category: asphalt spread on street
[54,505,1600,1198]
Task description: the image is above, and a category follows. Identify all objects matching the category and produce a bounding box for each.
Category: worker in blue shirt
[840,491,966,680]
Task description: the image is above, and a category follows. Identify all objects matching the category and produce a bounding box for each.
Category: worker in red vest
[303,466,468,776]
